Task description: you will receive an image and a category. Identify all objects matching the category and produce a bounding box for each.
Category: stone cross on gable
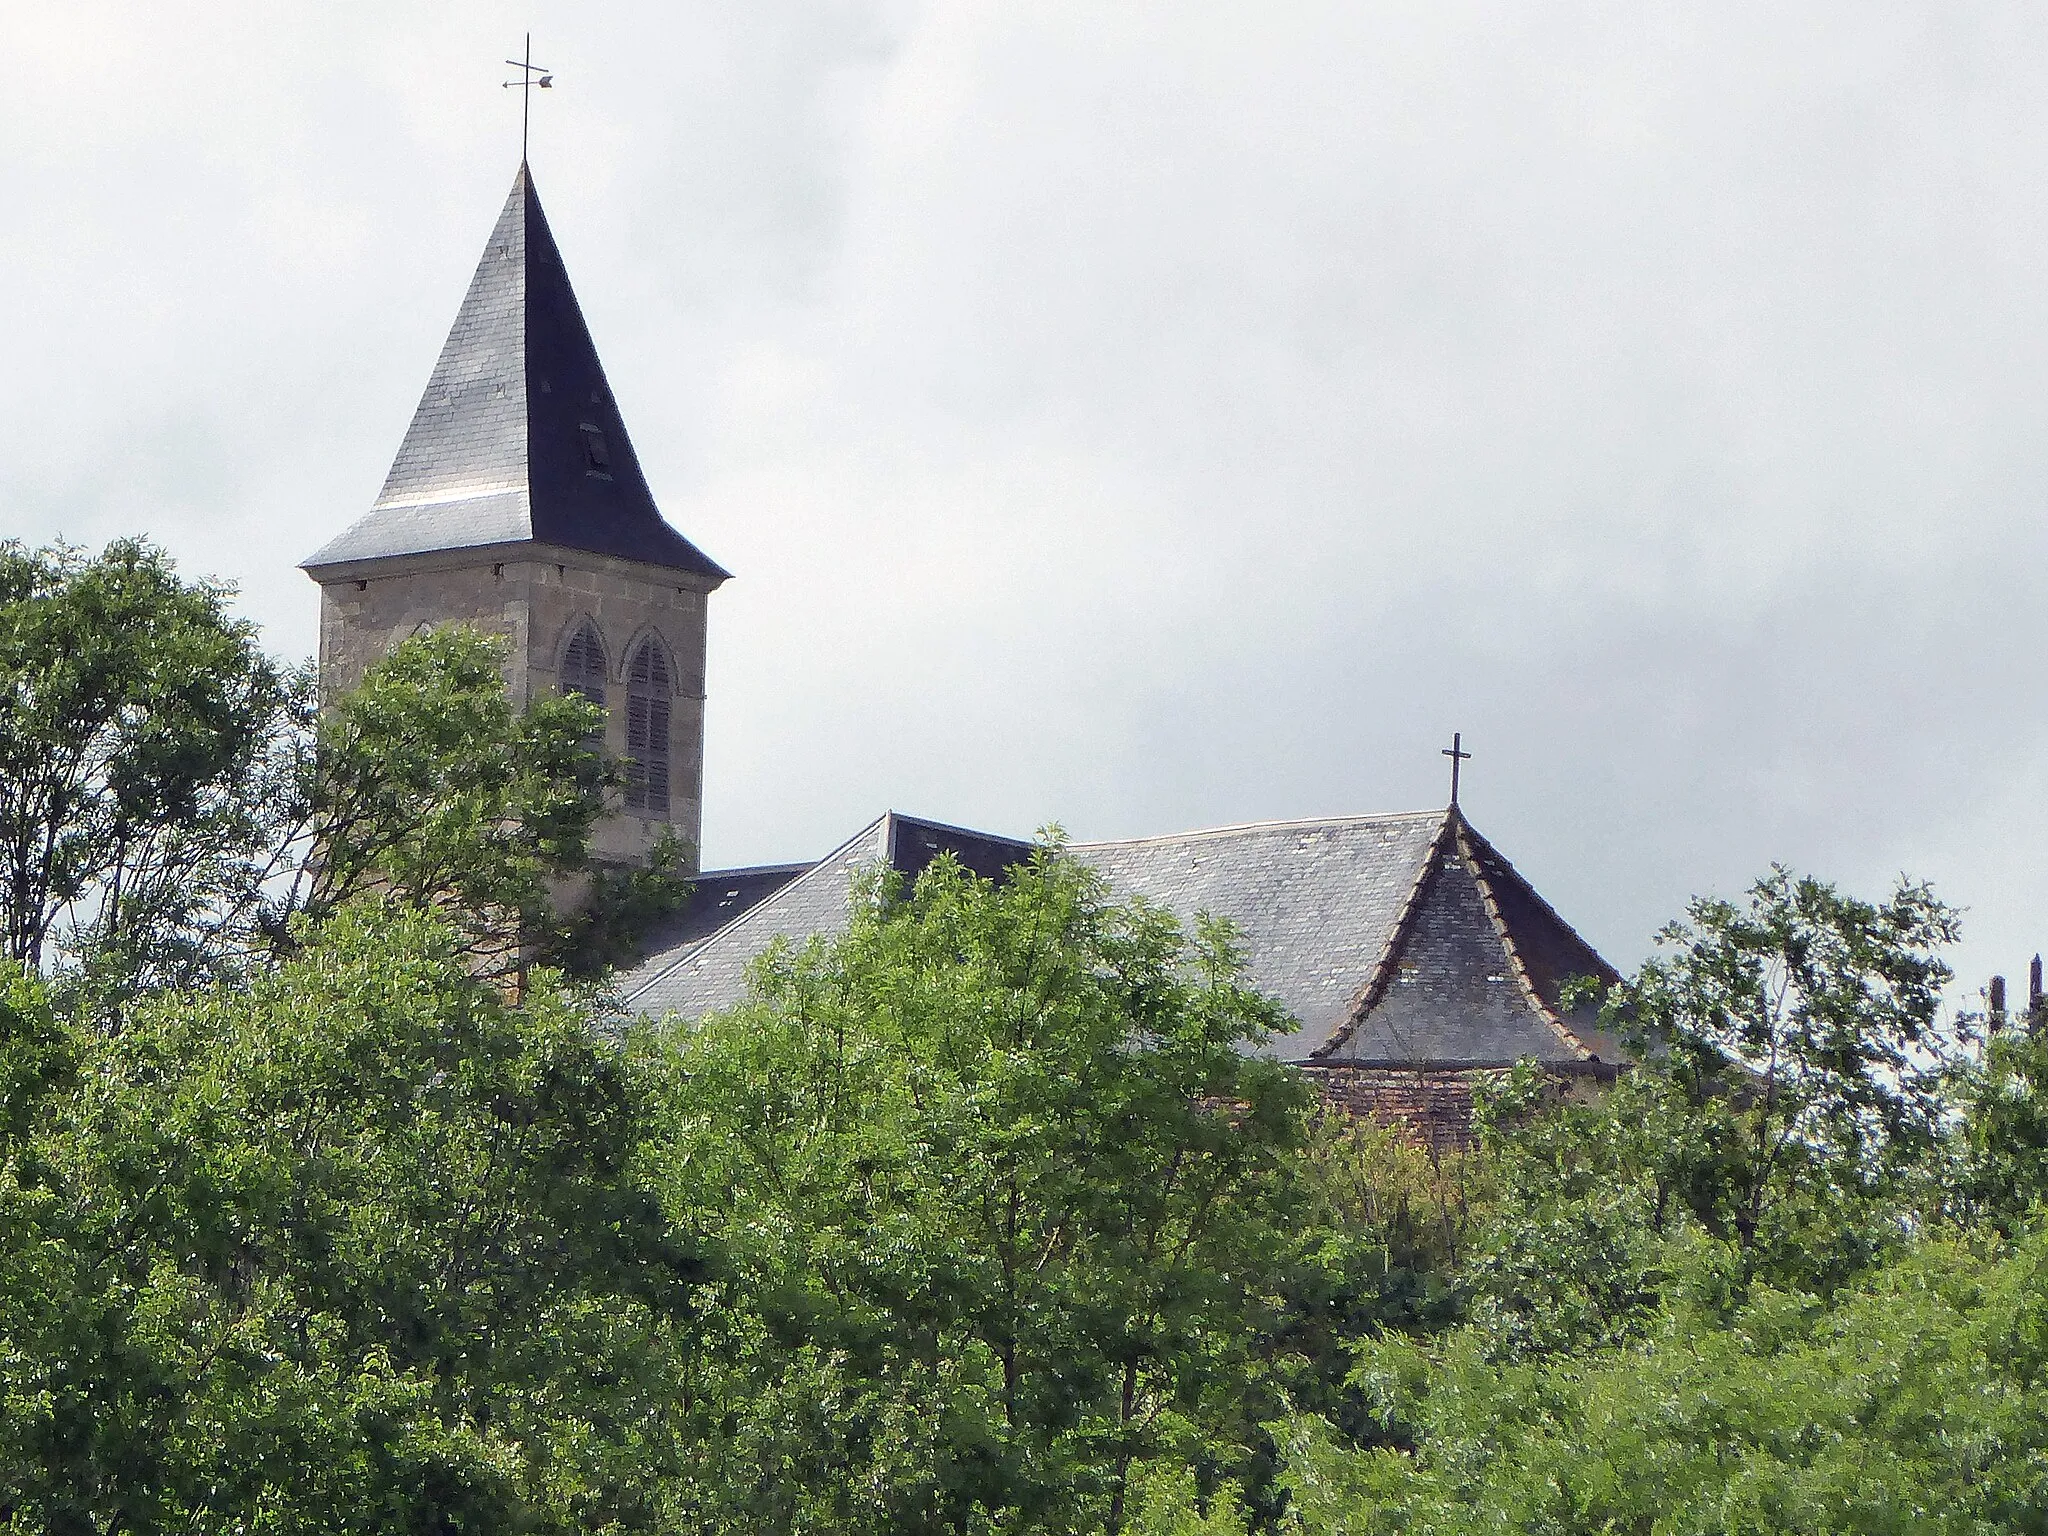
[1442,732,1471,808]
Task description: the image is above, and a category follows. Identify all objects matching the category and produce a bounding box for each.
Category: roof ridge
[1452,816,1595,1061]
[884,810,1037,849]
[620,813,892,1009]
[1310,808,1455,1060]
[693,860,816,880]
[1073,809,1445,851]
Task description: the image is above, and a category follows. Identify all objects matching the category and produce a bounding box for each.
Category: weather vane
[502,32,554,164]
[1441,732,1472,808]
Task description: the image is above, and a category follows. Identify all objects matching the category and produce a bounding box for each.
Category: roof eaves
[299,537,539,581]
[694,860,815,881]
[1300,1057,1623,1080]
[1310,807,1455,1061]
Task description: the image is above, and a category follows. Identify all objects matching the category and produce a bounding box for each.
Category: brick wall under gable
[1297,1063,1494,1152]
[1299,1061,1617,1152]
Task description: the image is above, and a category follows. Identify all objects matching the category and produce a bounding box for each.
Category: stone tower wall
[313,543,712,869]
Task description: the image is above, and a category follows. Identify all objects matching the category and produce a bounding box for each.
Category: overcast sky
[6,3,2046,995]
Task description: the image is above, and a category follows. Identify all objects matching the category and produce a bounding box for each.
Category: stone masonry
[312,542,714,868]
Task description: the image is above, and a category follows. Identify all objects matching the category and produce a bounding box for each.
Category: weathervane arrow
[502,32,554,163]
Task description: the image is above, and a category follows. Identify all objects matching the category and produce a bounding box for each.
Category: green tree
[1459,867,1963,1361]
[0,540,689,999]
[277,625,689,981]
[0,539,286,980]
[1601,867,1959,1257]
[1457,1062,1680,1359]
[1950,1017,2048,1229]
[655,847,1314,1535]
[1272,1115,1483,1443]
[1285,1230,2048,1535]
[1254,866,1998,1533]
[0,899,704,1532]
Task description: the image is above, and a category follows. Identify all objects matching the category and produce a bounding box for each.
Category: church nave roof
[621,807,1621,1072]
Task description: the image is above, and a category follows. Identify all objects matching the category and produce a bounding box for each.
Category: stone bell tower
[301,163,728,868]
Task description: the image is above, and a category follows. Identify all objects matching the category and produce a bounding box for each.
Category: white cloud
[5,0,2045,997]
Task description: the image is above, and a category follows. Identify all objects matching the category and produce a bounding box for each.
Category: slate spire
[303,165,726,580]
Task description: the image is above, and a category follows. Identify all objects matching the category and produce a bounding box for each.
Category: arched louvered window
[560,620,607,708]
[625,637,672,816]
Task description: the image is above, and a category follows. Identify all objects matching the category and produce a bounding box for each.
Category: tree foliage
[283,624,683,979]
[9,540,2045,1533]
[1949,1019,2048,1232]
[0,539,286,980]
[1596,867,1959,1256]
[1224,867,2048,1536]
[0,901,703,1531]
[0,538,689,1003]
[652,850,1315,1535]
[1281,1233,2048,1535]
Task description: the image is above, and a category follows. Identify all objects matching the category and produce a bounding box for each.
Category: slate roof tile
[623,814,1035,1018]
[618,807,1620,1072]
[634,862,811,960]
[1074,813,1447,1061]
[302,164,727,581]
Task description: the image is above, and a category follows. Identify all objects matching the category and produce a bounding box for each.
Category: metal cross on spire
[502,32,554,164]
[1441,731,1472,808]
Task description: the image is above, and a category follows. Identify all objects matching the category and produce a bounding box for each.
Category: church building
[304,165,1623,1146]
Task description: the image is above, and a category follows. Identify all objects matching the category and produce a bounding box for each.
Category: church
[302,165,1623,1145]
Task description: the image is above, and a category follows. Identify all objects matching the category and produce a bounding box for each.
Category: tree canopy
[6,536,2046,1533]
[0,539,284,980]
[0,539,689,1008]
[283,623,688,981]
[0,901,703,1530]
[1136,870,2048,1536]
[651,850,1316,1534]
